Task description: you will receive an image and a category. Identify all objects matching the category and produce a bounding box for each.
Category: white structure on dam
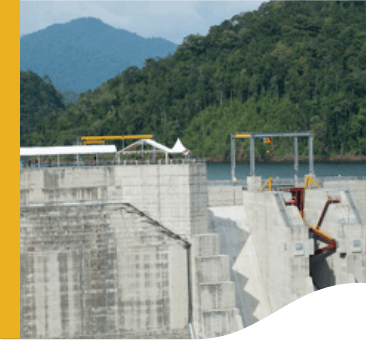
[20,162,366,338]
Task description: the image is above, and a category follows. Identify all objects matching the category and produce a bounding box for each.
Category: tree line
[20,1,366,159]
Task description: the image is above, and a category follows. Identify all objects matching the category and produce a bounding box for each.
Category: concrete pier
[20,165,366,338]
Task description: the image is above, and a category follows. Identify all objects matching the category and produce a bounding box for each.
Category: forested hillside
[20,17,178,93]
[20,70,65,146]
[21,1,366,159]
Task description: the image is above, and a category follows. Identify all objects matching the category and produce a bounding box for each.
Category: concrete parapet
[20,164,208,238]
[247,176,262,192]
[207,185,243,207]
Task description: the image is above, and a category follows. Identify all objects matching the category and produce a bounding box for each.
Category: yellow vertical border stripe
[1,0,20,337]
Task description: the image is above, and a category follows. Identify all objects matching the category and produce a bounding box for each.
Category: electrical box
[352,240,362,253]
[293,242,304,256]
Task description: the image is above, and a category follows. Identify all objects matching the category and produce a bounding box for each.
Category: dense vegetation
[20,17,178,93]
[21,1,366,159]
[47,80,81,107]
[20,71,66,146]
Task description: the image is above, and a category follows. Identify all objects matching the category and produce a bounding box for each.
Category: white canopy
[20,145,117,157]
[171,138,189,154]
[117,138,189,155]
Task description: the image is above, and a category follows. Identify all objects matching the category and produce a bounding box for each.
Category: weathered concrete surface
[20,165,242,339]
[323,180,366,224]
[247,176,262,192]
[192,234,243,338]
[20,164,208,238]
[207,186,242,207]
[242,190,314,313]
[207,206,271,327]
[20,203,190,339]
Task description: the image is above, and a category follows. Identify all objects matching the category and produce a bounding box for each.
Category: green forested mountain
[20,17,178,93]
[20,70,66,146]
[21,1,366,158]
[42,75,81,107]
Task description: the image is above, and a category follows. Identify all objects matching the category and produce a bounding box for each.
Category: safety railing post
[309,132,314,176]
[294,137,299,184]
[250,135,255,176]
[231,133,236,182]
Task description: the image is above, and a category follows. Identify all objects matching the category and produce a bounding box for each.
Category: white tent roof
[20,145,117,157]
[171,138,189,153]
[117,138,189,155]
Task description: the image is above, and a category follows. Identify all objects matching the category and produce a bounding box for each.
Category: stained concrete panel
[207,207,260,328]
[20,204,191,338]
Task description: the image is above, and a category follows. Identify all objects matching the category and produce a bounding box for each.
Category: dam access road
[20,162,366,338]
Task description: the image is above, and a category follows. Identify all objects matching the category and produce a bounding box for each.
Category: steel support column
[153,135,156,161]
[309,133,314,176]
[250,135,255,176]
[294,137,299,183]
[231,133,236,182]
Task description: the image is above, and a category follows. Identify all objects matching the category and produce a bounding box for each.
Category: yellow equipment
[304,176,322,190]
[259,177,273,192]
[83,140,105,145]
[259,137,272,144]
[81,135,154,145]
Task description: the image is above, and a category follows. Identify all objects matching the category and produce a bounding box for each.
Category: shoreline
[205,155,366,163]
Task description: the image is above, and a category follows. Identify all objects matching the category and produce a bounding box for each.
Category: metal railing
[206,176,366,189]
[20,158,206,169]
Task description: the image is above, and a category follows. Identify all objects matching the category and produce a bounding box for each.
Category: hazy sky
[20,1,265,44]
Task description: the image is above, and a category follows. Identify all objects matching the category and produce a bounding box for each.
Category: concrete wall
[242,191,314,314]
[207,186,243,207]
[20,165,242,339]
[192,234,243,338]
[20,164,208,239]
[304,189,366,288]
[20,203,190,339]
[323,180,366,224]
[207,206,271,327]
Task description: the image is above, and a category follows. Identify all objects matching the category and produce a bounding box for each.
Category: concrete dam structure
[20,164,366,338]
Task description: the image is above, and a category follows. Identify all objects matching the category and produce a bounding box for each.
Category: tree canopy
[21,1,366,158]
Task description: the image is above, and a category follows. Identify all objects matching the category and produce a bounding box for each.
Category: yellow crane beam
[81,134,153,141]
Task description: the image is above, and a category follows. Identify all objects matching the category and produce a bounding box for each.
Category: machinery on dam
[230,130,314,182]
[283,178,340,257]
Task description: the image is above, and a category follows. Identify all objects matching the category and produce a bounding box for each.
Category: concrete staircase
[193,234,243,338]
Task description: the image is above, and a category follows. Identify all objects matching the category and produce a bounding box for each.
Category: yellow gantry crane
[80,135,154,146]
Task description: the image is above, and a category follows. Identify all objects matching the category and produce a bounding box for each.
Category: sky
[20,1,266,44]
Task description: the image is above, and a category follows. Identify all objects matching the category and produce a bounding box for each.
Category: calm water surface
[206,162,366,181]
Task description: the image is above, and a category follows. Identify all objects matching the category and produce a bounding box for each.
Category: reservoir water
[206,161,366,181]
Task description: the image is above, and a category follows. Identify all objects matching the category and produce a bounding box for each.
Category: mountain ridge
[20,17,178,93]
